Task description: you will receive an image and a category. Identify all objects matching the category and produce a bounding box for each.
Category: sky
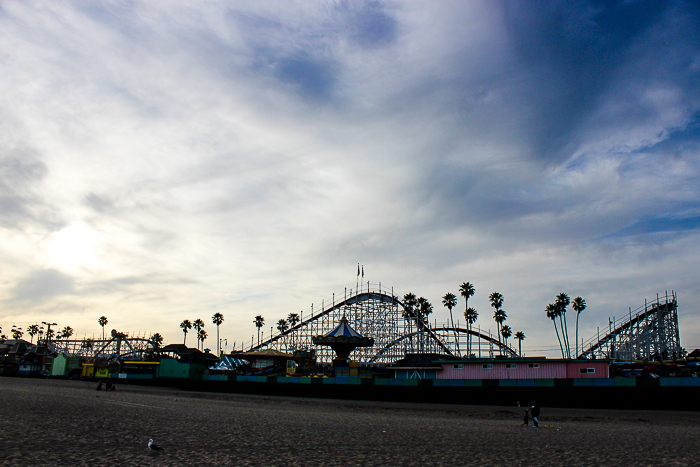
[1,0,699,357]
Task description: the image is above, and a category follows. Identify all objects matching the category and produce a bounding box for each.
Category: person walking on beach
[531,402,540,427]
[521,406,530,426]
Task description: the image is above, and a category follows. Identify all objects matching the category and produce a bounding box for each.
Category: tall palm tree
[459,282,476,354]
[464,307,478,356]
[494,308,507,351]
[27,324,39,344]
[287,313,300,328]
[514,331,526,356]
[180,319,192,345]
[402,292,417,330]
[572,296,587,358]
[212,313,224,356]
[489,291,505,347]
[556,293,571,358]
[60,326,74,340]
[193,319,205,350]
[11,327,23,340]
[197,329,208,351]
[254,315,265,346]
[150,333,164,348]
[501,324,512,348]
[98,316,108,340]
[442,292,459,355]
[546,303,564,358]
[277,319,289,333]
[416,297,433,323]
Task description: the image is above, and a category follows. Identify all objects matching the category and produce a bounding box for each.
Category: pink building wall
[438,360,609,379]
[566,361,609,378]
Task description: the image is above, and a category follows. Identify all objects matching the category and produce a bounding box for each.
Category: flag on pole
[357,264,360,277]
[362,265,364,278]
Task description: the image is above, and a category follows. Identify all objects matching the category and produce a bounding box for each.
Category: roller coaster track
[370,327,518,362]
[578,292,681,360]
[247,285,518,364]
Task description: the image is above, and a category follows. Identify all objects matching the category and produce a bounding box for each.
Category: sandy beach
[1,377,699,466]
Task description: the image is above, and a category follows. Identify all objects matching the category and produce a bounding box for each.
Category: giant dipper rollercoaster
[43,284,683,365]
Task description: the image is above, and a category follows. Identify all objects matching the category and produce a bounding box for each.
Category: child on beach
[521,407,530,426]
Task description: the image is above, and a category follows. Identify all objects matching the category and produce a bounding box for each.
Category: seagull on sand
[148,439,163,451]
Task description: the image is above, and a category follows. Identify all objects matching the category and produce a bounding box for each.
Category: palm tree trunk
[553,321,564,358]
[558,315,567,358]
[216,325,220,356]
[575,313,580,358]
[449,308,460,357]
[562,312,571,358]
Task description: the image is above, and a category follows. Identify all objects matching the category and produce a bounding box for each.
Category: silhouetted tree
[254,315,265,346]
[442,292,459,355]
[98,316,108,340]
[180,319,192,345]
[556,293,571,358]
[27,324,39,344]
[572,296,587,358]
[212,313,224,356]
[514,331,526,356]
[459,282,476,353]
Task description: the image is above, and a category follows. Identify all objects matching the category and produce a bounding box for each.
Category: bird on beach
[148,439,163,451]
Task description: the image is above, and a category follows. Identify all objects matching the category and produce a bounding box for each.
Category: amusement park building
[436,358,610,379]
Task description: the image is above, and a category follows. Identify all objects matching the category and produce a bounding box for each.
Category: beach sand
[1,377,698,466]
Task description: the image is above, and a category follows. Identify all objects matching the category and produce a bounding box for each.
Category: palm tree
[150,333,164,348]
[546,303,565,358]
[98,316,108,340]
[463,307,478,356]
[416,297,433,323]
[287,313,300,328]
[27,324,39,344]
[193,319,205,350]
[11,327,23,340]
[556,293,571,358]
[212,313,224,356]
[197,329,207,350]
[501,324,512,348]
[277,319,289,333]
[572,296,587,358]
[514,331,526,356]
[489,292,505,349]
[459,282,476,354]
[442,292,459,355]
[180,319,192,345]
[402,293,417,332]
[254,315,265,346]
[494,309,507,351]
[60,326,74,340]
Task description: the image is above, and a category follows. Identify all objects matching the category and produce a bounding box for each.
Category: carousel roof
[326,316,363,338]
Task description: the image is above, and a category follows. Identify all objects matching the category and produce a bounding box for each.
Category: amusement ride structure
[578,291,682,360]
[244,283,518,364]
[40,284,683,365]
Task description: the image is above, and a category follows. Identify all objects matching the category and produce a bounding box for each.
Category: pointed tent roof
[325,316,363,338]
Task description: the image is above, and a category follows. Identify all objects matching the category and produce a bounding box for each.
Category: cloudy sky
[2,0,699,356]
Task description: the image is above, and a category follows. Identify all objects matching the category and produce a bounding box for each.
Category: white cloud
[1,1,699,356]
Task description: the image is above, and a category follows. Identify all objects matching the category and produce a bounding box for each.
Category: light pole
[220,338,227,355]
[42,322,57,342]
